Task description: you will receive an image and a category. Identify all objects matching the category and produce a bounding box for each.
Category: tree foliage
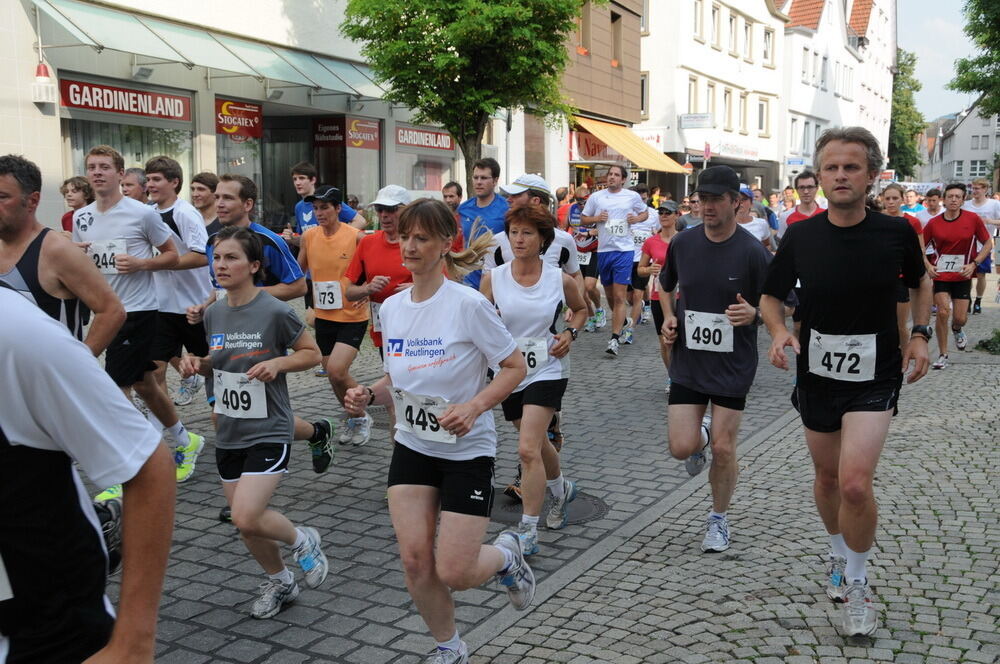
[887,48,924,180]
[948,0,1000,117]
[341,0,589,190]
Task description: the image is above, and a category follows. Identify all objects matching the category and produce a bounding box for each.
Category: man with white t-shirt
[962,178,1000,313]
[72,145,202,502]
[915,188,943,264]
[0,286,174,664]
[626,197,659,341]
[145,156,214,480]
[580,164,649,356]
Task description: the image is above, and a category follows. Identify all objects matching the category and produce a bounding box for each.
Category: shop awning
[28,0,387,99]
[573,116,688,174]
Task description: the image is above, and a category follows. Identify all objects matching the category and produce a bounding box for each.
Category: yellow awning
[573,116,688,174]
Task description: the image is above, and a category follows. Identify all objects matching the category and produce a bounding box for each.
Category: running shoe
[841,580,878,636]
[424,642,469,664]
[606,338,619,356]
[584,315,597,333]
[493,530,536,610]
[173,374,203,406]
[309,418,336,473]
[685,415,711,476]
[174,432,205,483]
[314,367,328,377]
[338,417,357,445]
[352,412,374,446]
[954,329,968,351]
[515,521,539,556]
[250,578,300,619]
[504,464,523,502]
[132,394,151,420]
[664,378,672,394]
[641,304,652,324]
[701,514,731,553]
[94,498,122,575]
[931,354,948,370]
[545,478,579,529]
[826,555,848,602]
[94,484,123,502]
[972,301,982,315]
[595,308,607,329]
[219,506,232,523]
[622,326,634,345]
[931,304,938,315]
[292,526,329,589]
[547,413,564,453]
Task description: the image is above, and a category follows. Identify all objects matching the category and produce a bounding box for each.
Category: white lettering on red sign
[396,127,453,150]
[60,79,191,121]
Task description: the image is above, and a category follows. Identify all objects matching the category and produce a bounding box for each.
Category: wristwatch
[365,386,376,405]
[565,327,579,341]
[910,324,933,341]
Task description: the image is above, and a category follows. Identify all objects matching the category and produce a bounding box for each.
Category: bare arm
[761,293,799,371]
[478,270,494,303]
[49,239,126,356]
[348,209,367,231]
[246,328,321,381]
[438,349,527,437]
[83,443,175,664]
[118,238,179,273]
[174,251,208,270]
[263,277,307,301]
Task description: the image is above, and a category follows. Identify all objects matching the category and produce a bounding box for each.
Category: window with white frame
[758,98,770,135]
[739,92,748,132]
[802,122,811,154]
[743,20,752,60]
[763,29,774,64]
[729,13,738,54]
[694,0,704,39]
[640,0,649,34]
[711,4,721,47]
[707,81,716,120]
[983,135,990,150]
[954,161,964,177]
[970,160,990,177]
[790,117,799,152]
[972,135,980,150]
[813,52,820,85]
[821,56,828,89]
[802,48,810,81]
[688,76,698,114]
[723,88,733,129]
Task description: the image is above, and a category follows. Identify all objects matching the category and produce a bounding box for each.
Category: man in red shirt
[923,183,993,368]
[777,171,825,241]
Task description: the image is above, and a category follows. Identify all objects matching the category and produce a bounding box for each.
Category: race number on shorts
[936,254,965,273]
[390,388,456,444]
[213,370,268,419]
[88,238,126,275]
[808,330,876,382]
[684,309,734,352]
[517,337,548,376]
[313,280,343,310]
[605,218,629,237]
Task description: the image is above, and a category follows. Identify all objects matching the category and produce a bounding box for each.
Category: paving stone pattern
[101,288,1000,663]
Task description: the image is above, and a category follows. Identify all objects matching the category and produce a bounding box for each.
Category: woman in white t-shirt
[344,199,532,662]
[479,204,588,558]
[738,188,772,250]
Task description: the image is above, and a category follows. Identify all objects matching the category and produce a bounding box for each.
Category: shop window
[393,154,453,195]
[524,114,546,176]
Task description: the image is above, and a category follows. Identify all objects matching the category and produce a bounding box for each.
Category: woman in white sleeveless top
[480,204,588,558]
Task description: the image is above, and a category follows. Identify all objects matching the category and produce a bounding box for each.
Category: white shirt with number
[581,188,649,253]
[490,262,568,392]
[482,228,581,275]
[72,196,172,312]
[630,219,658,261]
[379,279,517,460]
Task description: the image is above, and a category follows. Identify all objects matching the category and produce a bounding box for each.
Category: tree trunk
[459,133,483,198]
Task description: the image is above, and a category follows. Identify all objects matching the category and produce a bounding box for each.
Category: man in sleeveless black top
[0,155,125,354]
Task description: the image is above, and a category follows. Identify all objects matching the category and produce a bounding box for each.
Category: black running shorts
[387,442,495,517]
[217,443,290,482]
[105,310,158,386]
[791,376,902,433]
[932,280,972,300]
[668,381,747,411]
[151,312,209,363]
[314,318,368,355]
[500,378,569,421]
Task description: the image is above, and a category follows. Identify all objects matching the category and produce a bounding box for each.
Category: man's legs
[934,291,951,358]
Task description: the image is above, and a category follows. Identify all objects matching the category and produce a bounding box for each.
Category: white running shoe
[826,555,847,602]
[841,580,878,636]
[352,412,374,446]
[685,415,711,476]
[338,417,357,444]
[700,515,731,553]
[954,329,968,351]
[424,642,469,664]
[292,527,329,589]
[250,578,299,619]
[493,530,535,610]
[595,308,607,328]
[931,354,948,370]
[173,374,203,406]
[606,338,619,356]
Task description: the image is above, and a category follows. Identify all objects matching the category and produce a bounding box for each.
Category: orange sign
[215,99,262,141]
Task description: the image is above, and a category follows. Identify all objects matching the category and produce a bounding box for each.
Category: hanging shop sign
[215,99,262,142]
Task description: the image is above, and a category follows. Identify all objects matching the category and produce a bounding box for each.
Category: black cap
[304,184,342,204]
[696,166,740,196]
[657,200,679,213]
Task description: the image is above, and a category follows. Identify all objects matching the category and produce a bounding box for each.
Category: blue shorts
[977,254,992,273]
[597,251,633,286]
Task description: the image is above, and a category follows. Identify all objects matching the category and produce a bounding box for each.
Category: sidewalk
[468,308,1000,663]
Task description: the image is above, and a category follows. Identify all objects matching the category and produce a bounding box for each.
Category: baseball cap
[657,200,679,213]
[695,166,740,196]
[304,184,342,205]
[739,184,753,199]
[371,184,412,207]
[500,173,552,198]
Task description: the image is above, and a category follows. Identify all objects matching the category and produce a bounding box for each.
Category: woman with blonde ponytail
[342,198,535,662]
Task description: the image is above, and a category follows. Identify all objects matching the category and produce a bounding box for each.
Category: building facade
[921,102,999,187]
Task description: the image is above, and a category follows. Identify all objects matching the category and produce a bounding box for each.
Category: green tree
[948,0,1000,117]
[341,0,590,191]
[887,48,924,180]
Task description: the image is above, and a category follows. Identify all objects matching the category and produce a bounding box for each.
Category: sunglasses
[374,204,400,213]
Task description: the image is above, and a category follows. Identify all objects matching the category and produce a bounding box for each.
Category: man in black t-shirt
[760,127,931,638]
[658,165,770,555]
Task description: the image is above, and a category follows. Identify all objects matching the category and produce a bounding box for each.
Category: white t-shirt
[915,209,942,254]
[629,219,659,261]
[72,196,172,312]
[0,289,161,489]
[581,188,649,253]
[152,198,213,314]
[482,228,580,275]
[963,199,1000,238]
[490,262,569,392]
[738,219,772,244]
[379,279,517,460]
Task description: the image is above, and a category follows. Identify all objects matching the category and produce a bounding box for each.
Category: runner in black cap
[658,165,771,553]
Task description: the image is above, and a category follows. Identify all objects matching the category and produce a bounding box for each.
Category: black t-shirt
[205,218,222,236]
[659,225,771,397]
[761,210,925,389]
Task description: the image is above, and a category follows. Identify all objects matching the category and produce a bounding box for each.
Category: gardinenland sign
[215,99,262,141]
[396,126,453,151]
[60,79,191,121]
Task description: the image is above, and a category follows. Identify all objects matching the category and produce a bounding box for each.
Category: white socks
[436,630,462,652]
[829,533,849,559]
[520,514,539,530]
[547,475,565,500]
[269,568,294,585]
[167,421,188,446]
[291,528,306,550]
[845,546,869,585]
